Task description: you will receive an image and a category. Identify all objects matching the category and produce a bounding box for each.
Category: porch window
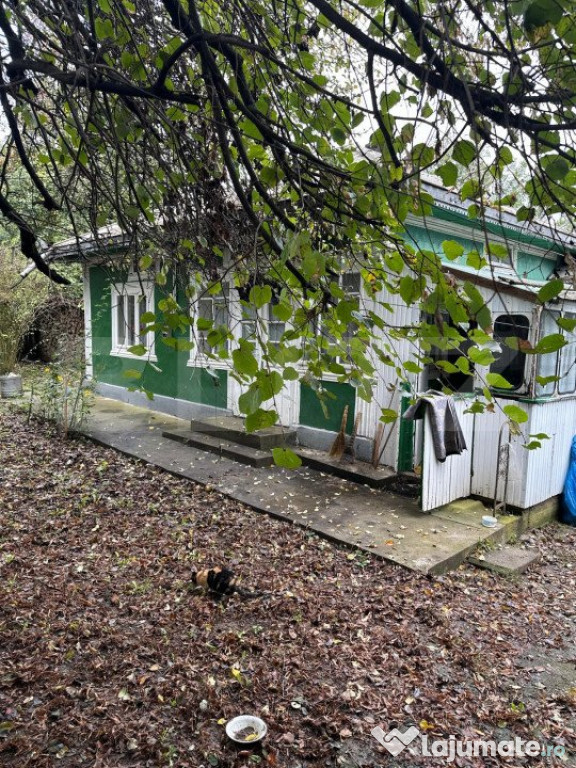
[425,314,474,393]
[111,282,156,359]
[536,310,576,396]
[489,314,530,390]
[536,310,559,396]
[558,313,576,395]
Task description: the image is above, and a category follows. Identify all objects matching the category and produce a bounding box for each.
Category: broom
[371,422,385,468]
[329,404,349,459]
[341,411,362,464]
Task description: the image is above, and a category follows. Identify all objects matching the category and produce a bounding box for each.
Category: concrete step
[296,447,398,489]
[189,415,296,450]
[162,428,274,468]
[469,545,541,575]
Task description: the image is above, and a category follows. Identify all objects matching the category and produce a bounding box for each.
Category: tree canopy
[1,0,576,426]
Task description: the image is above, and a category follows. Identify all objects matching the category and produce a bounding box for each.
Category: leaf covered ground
[1,410,575,767]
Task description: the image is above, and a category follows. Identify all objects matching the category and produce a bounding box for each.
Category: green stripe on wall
[299,381,356,433]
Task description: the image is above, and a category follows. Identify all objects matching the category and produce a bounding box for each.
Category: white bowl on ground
[225,715,268,744]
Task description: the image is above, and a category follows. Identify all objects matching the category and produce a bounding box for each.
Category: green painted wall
[299,381,356,433]
[405,224,483,268]
[89,266,227,408]
[430,205,560,255]
[517,251,556,281]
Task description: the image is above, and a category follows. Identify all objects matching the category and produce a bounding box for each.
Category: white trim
[83,263,93,379]
[110,279,157,362]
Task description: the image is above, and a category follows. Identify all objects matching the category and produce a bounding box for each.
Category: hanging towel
[403,392,467,462]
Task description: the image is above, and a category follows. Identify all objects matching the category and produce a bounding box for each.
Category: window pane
[536,311,559,396]
[559,313,576,394]
[241,303,256,340]
[490,314,530,390]
[116,296,126,347]
[127,294,136,346]
[138,296,147,345]
[342,272,361,294]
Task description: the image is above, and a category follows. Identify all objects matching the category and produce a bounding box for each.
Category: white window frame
[306,271,363,370]
[111,280,157,361]
[188,288,231,368]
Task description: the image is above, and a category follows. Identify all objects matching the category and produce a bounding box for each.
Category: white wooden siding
[523,398,576,507]
[470,400,529,508]
[420,399,475,511]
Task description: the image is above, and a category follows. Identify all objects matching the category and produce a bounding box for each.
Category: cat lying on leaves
[191,567,266,598]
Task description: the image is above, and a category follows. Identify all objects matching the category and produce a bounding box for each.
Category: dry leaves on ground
[0,411,575,767]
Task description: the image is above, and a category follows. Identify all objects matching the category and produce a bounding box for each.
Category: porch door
[420,399,475,512]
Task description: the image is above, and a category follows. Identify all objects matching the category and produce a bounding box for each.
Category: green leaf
[487,372,514,389]
[557,317,576,332]
[283,367,299,381]
[232,342,259,376]
[272,302,292,322]
[435,162,458,187]
[257,370,284,400]
[442,240,465,261]
[537,279,564,303]
[466,250,487,270]
[534,333,566,354]
[380,408,398,423]
[173,338,194,353]
[536,374,559,386]
[503,404,529,424]
[546,156,570,181]
[272,447,302,469]
[461,178,480,201]
[238,386,262,414]
[453,140,477,166]
[245,408,277,432]
[468,347,495,366]
[463,282,491,330]
[524,0,563,31]
[486,242,509,261]
[123,369,142,380]
[404,361,423,374]
[249,284,272,310]
[127,344,147,356]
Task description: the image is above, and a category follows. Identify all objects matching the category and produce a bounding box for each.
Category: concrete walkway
[82,396,516,575]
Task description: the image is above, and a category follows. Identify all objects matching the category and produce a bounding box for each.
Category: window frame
[188,288,231,368]
[535,309,576,397]
[110,280,157,361]
[489,313,531,393]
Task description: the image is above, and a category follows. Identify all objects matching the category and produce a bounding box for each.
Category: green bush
[0,299,22,375]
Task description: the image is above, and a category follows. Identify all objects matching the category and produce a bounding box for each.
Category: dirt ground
[1,410,575,767]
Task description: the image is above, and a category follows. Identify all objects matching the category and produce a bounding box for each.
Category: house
[43,183,576,514]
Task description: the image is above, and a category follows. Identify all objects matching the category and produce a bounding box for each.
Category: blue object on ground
[561,435,576,525]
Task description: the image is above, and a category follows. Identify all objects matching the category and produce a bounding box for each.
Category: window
[425,314,474,393]
[309,272,362,364]
[196,293,230,356]
[240,294,285,347]
[558,313,576,395]
[536,310,576,397]
[111,282,156,359]
[490,314,530,390]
